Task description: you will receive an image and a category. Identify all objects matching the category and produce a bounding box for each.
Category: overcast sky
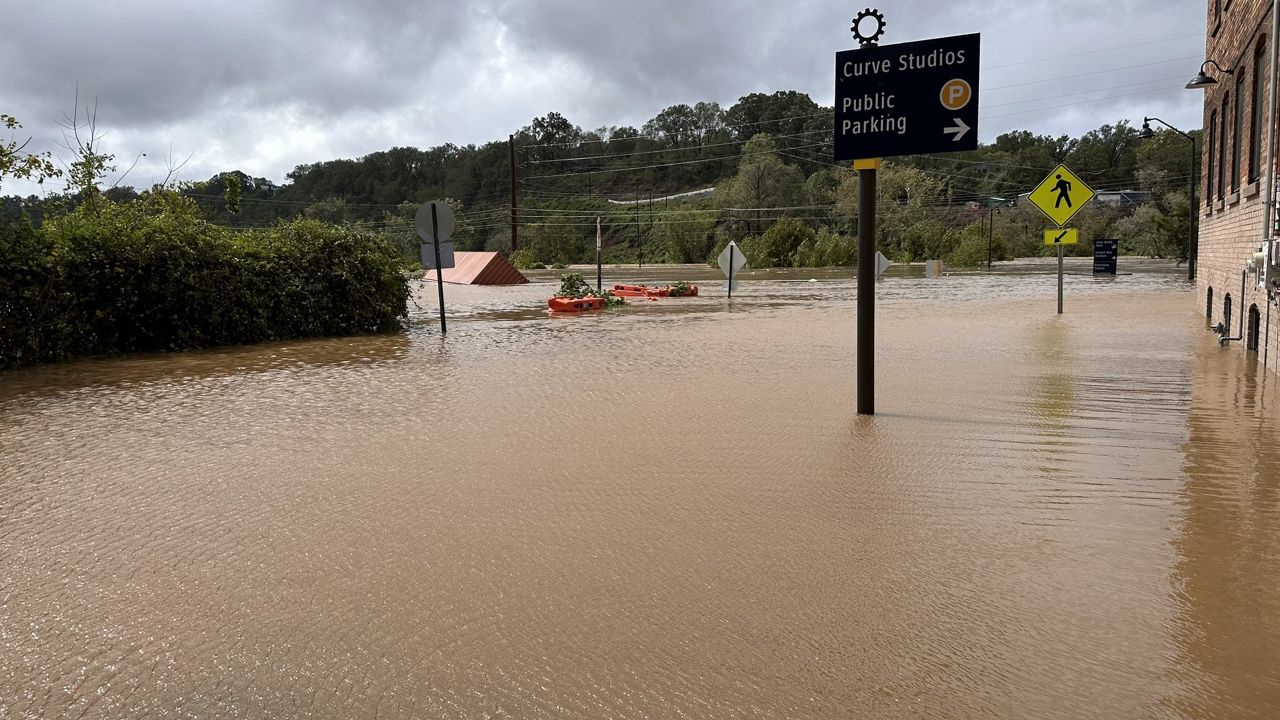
[2,0,1208,196]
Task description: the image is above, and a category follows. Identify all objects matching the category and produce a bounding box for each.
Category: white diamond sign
[718,241,746,277]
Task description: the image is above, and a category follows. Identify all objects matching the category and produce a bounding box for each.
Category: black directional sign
[834,33,980,161]
[1093,239,1118,275]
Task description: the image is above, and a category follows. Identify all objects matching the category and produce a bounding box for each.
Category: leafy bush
[554,272,626,307]
[509,248,538,269]
[945,222,1005,268]
[1,191,409,370]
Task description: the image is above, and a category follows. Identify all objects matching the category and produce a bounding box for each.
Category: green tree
[222,172,242,214]
[1,114,60,192]
[524,216,586,265]
[716,133,805,235]
[652,210,716,263]
[834,162,950,262]
[740,215,814,267]
[1065,122,1140,186]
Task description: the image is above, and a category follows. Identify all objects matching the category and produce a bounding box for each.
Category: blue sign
[1093,239,1118,275]
[835,33,981,161]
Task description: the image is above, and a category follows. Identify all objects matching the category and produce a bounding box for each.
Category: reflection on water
[2,260,1278,718]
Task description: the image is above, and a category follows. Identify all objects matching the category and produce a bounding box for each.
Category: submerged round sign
[415,200,456,244]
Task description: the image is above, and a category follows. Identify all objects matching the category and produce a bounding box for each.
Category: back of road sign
[718,241,746,277]
[421,241,456,269]
[835,33,980,160]
[874,251,893,278]
[415,200,456,245]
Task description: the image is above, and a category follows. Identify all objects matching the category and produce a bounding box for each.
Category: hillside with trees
[3,90,1199,269]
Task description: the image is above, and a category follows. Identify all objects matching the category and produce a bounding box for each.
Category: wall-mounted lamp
[1186,60,1235,89]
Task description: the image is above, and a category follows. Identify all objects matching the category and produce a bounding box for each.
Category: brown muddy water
[2,258,1278,719]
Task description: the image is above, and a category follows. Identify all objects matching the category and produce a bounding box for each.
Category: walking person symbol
[1053,174,1072,208]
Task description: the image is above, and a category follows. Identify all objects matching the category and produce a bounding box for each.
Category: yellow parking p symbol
[940,79,972,111]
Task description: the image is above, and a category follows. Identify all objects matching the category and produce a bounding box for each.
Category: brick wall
[1198,0,1280,368]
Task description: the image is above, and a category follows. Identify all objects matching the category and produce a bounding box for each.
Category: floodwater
[2,259,1278,719]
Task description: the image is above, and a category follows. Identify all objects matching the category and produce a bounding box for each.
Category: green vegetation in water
[668,280,693,297]
[0,190,409,370]
[554,273,627,308]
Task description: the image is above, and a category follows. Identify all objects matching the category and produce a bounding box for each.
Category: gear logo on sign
[851,8,886,45]
[940,79,972,110]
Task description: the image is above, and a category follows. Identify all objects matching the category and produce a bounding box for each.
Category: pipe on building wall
[1266,0,1279,242]
[1265,292,1272,366]
[1219,269,1248,345]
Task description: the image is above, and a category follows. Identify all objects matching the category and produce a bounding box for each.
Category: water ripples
[3,261,1279,718]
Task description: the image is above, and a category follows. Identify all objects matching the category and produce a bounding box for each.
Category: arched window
[1248,304,1262,352]
[1207,286,1214,322]
[1219,92,1229,199]
[1224,294,1234,331]
[1250,36,1267,182]
[1233,75,1244,191]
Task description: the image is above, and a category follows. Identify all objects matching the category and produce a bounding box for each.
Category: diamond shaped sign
[717,241,746,277]
[1028,164,1095,227]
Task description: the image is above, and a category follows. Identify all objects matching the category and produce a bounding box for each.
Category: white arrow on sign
[943,118,970,142]
[875,251,893,278]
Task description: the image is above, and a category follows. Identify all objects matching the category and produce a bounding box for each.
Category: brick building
[1196,0,1279,366]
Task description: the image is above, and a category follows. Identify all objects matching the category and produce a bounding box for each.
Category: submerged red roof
[424,251,529,285]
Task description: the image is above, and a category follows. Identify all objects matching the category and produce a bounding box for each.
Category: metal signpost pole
[834,10,980,415]
[1057,243,1064,315]
[596,216,603,291]
[728,244,735,300]
[431,205,447,334]
[987,204,994,270]
[857,162,877,415]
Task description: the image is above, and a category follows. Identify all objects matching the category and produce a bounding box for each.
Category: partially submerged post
[834,10,981,415]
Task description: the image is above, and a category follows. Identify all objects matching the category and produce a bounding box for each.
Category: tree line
[3,90,1199,267]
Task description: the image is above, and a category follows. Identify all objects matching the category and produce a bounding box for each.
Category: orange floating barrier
[548,296,606,312]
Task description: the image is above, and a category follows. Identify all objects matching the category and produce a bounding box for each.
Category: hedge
[1,191,409,370]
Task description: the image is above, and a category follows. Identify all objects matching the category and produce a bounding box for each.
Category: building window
[1251,36,1267,182]
[1233,76,1244,191]
[1207,287,1214,322]
[1208,110,1217,204]
[1219,93,1229,199]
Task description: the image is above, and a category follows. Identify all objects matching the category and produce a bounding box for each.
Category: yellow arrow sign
[1029,164,1095,227]
[1044,228,1079,246]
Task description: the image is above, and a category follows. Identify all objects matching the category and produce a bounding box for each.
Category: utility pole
[508,134,518,253]
[635,203,641,268]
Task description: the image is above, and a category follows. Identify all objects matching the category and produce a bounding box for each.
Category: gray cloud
[2,0,1207,195]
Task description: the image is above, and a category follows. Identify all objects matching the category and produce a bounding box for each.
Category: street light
[1185,59,1235,89]
[1138,117,1197,281]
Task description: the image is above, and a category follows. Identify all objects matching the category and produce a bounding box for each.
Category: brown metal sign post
[855,158,880,415]
[835,10,981,415]
[416,200,456,334]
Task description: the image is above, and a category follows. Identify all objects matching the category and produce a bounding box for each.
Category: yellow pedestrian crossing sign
[1044,228,1079,246]
[1029,164,1095,226]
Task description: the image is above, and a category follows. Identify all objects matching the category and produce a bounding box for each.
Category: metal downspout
[1266,0,1279,243]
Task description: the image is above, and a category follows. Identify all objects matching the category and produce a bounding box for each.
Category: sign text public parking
[835,33,980,161]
